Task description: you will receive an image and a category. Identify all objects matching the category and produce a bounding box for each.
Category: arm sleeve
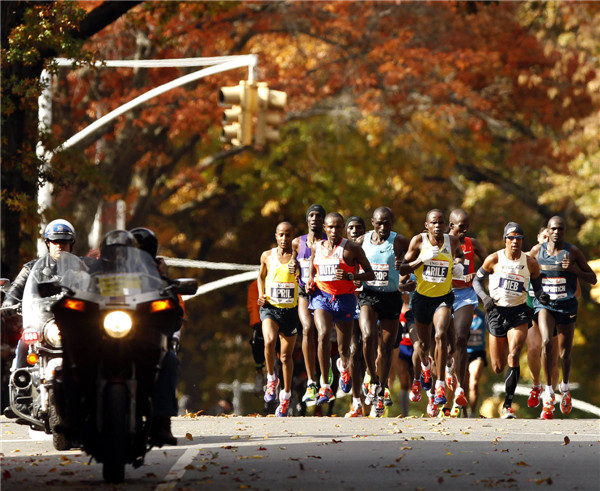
[472,267,492,305]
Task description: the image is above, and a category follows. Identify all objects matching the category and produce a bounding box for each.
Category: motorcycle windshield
[56,249,165,298]
[22,255,61,332]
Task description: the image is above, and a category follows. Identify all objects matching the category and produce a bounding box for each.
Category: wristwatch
[347,273,354,281]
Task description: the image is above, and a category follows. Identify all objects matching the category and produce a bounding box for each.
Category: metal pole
[55,56,259,153]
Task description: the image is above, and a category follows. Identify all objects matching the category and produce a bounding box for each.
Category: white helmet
[44,219,76,243]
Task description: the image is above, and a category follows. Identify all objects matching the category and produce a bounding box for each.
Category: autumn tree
[1,1,142,270]
[3,1,598,411]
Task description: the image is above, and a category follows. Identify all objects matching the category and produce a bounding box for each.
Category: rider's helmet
[130,227,158,259]
[44,219,76,244]
[100,229,136,252]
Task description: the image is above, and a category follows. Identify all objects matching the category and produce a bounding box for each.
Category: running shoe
[420,365,432,391]
[362,373,371,398]
[434,385,447,406]
[264,377,279,403]
[527,385,542,408]
[427,394,439,417]
[450,405,461,418]
[316,386,335,405]
[302,383,318,407]
[560,390,572,415]
[501,406,516,419]
[365,382,382,406]
[337,358,352,393]
[275,398,290,417]
[541,396,555,420]
[383,387,393,407]
[369,397,385,418]
[454,387,468,408]
[344,404,363,418]
[445,366,457,392]
[409,380,422,402]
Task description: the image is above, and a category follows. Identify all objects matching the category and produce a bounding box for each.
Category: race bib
[456,258,470,282]
[468,330,483,348]
[366,263,389,287]
[316,258,340,282]
[498,273,525,297]
[299,259,310,284]
[542,277,567,300]
[422,260,449,283]
[269,282,296,304]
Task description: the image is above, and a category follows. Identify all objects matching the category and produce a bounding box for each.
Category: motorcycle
[4,258,72,450]
[39,246,196,484]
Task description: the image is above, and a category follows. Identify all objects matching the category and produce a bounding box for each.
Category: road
[1,415,599,490]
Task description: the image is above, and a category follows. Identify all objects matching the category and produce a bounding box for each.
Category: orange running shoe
[527,385,542,408]
[560,390,572,415]
[454,387,468,407]
[344,404,363,418]
[409,380,422,402]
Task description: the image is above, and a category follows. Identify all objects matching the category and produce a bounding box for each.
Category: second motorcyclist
[2,219,76,419]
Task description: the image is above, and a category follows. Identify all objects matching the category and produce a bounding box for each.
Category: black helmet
[100,229,136,251]
[130,227,159,259]
[44,219,76,243]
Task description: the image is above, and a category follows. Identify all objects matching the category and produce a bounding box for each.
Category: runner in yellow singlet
[399,209,465,417]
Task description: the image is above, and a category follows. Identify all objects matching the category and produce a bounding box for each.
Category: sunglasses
[506,235,524,241]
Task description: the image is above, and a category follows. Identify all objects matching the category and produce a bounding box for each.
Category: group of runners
[254,205,597,419]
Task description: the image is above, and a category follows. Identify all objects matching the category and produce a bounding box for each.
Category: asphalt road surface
[1,415,599,490]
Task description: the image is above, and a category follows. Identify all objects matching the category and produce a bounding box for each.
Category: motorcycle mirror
[38,280,62,298]
[0,278,10,292]
[173,278,198,296]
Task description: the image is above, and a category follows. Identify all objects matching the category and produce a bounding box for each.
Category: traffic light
[255,82,287,147]
[219,81,256,146]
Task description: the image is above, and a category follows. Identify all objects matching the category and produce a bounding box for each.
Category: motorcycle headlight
[103,311,133,339]
[43,320,62,348]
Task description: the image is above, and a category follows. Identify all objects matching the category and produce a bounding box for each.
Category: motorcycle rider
[2,219,76,419]
[130,227,182,446]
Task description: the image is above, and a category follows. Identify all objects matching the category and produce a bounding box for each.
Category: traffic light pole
[36,55,258,254]
[42,55,258,155]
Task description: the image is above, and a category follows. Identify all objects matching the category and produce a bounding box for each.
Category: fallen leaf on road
[516,461,530,466]
[396,454,406,462]
[237,455,264,459]
[185,433,193,441]
[562,436,570,446]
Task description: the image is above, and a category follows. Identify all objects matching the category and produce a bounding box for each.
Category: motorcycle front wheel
[102,383,128,484]
[48,388,71,451]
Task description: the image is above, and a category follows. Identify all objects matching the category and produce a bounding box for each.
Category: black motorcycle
[4,257,72,450]
[40,247,196,483]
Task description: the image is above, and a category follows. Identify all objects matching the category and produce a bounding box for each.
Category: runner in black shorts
[356,207,409,417]
[473,222,547,419]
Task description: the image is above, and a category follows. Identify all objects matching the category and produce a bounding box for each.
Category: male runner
[257,222,300,417]
[307,212,374,406]
[344,216,367,417]
[400,209,464,416]
[291,204,327,407]
[528,216,597,419]
[356,207,409,417]
[447,209,487,415]
[473,222,548,418]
